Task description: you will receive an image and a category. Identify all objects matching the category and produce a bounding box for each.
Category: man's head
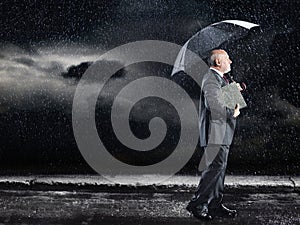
[208,49,232,74]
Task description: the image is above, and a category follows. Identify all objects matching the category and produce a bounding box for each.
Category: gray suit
[199,69,236,147]
[189,69,237,209]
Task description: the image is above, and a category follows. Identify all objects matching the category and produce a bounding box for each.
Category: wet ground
[0,188,299,225]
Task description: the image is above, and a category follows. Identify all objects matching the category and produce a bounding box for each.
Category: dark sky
[0,0,299,175]
[1,0,297,46]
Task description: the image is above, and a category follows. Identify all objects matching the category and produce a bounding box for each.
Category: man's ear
[214,59,220,66]
[214,59,218,66]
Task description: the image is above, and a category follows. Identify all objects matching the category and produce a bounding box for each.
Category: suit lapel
[210,69,227,87]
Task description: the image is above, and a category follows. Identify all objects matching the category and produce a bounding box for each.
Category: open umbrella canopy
[171,20,259,76]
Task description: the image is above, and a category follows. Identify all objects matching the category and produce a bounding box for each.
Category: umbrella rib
[206,32,218,47]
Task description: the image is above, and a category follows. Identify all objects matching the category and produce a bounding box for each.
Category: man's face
[218,52,232,74]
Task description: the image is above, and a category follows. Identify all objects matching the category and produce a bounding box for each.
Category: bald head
[208,49,227,66]
[208,49,232,74]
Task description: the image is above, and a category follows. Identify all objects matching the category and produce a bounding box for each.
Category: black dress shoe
[213,204,237,218]
[186,203,213,220]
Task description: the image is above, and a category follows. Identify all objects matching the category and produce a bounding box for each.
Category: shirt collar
[210,67,224,78]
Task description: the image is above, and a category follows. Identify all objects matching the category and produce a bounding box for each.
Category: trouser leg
[189,145,229,207]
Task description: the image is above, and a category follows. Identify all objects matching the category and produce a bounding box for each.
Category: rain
[0,0,299,224]
[0,0,298,174]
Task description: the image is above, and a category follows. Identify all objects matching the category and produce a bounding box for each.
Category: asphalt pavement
[0,175,299,225]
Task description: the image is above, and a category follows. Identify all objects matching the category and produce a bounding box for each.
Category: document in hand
[221,83,247,109]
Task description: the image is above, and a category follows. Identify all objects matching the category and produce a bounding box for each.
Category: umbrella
[171,20,259,76]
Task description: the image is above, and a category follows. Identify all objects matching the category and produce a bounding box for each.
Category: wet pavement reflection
[0,189,299,224]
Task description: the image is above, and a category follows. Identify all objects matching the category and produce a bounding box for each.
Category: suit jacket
[199,69,236,147]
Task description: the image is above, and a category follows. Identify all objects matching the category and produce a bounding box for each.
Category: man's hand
[233,104,240,118]
[236,83,243,91]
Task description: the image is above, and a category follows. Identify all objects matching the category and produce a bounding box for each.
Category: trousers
[190,145,230,208]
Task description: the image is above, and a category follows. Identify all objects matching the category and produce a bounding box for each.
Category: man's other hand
[233,104,240,118]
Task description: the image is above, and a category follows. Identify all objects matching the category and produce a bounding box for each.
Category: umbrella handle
[229,75,247,91]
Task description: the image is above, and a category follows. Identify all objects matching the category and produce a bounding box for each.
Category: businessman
[187,49,242,220]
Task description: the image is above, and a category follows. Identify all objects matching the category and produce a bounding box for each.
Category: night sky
[0,0,299,175]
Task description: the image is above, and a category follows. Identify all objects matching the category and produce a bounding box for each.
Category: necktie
[223,75,229,84]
